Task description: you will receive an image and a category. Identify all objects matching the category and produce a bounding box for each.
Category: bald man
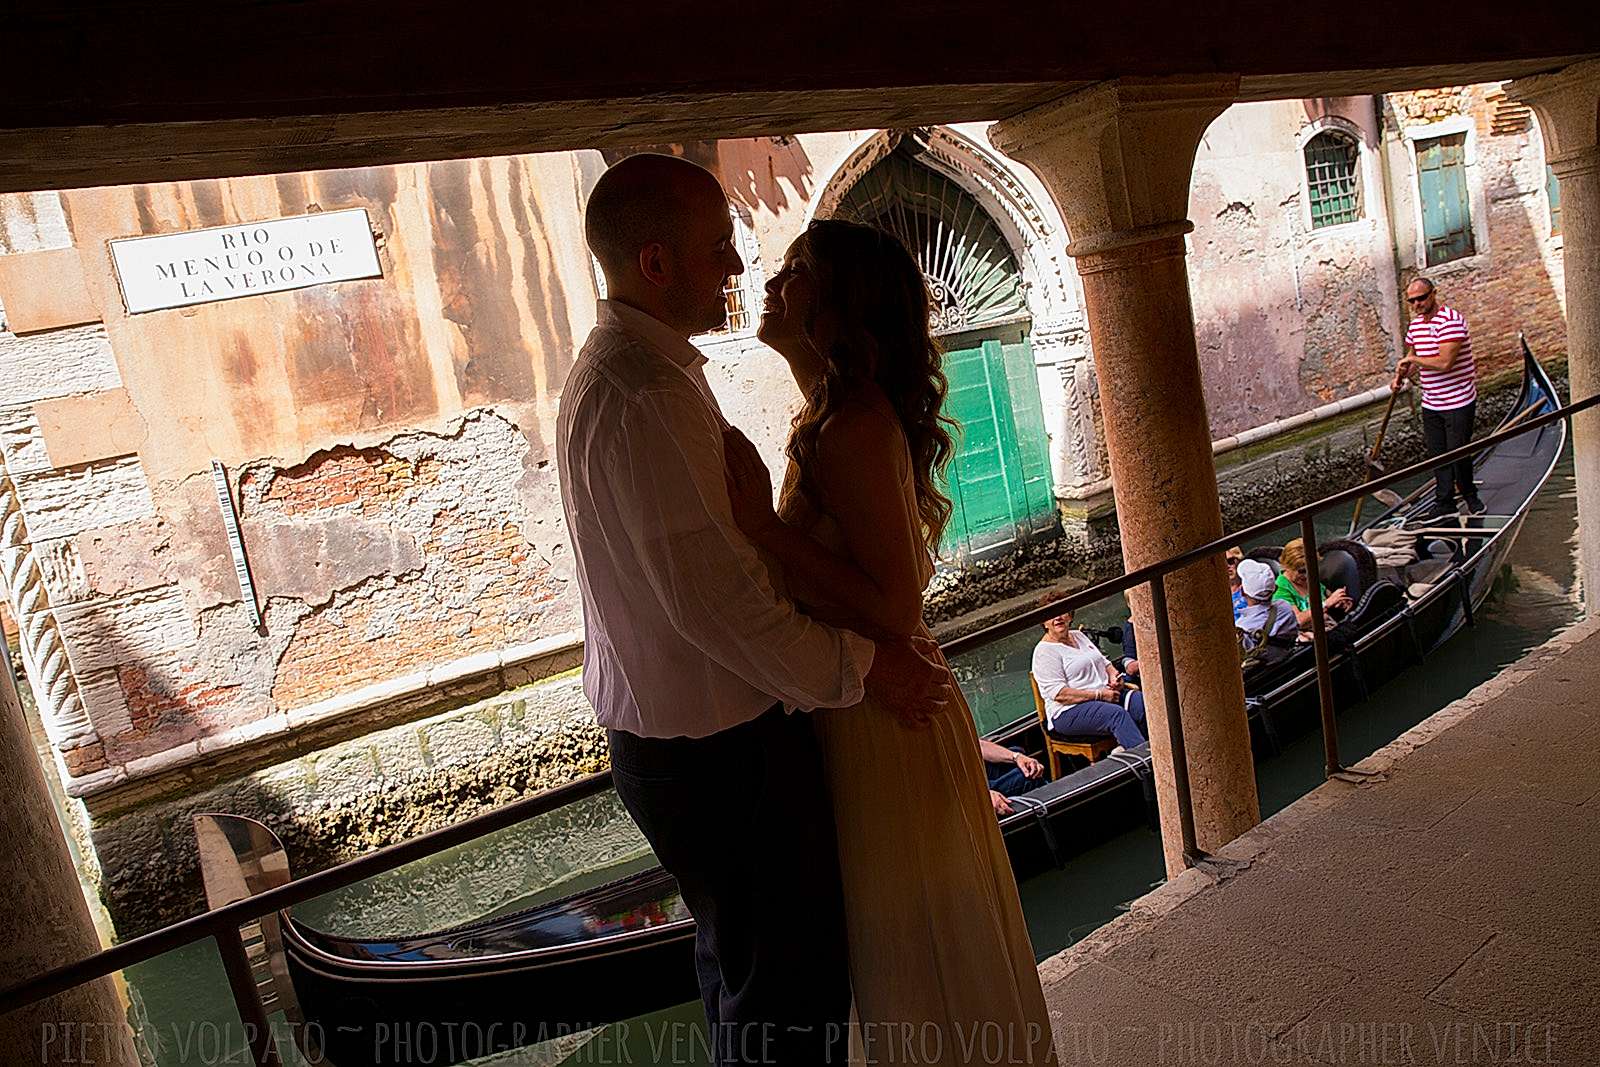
[557,154,951,1064]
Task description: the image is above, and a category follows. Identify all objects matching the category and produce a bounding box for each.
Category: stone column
[0,642,138,1064]
[1509,61,1600,613]
[991,76,1259,874]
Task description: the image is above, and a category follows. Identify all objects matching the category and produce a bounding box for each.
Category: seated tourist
[1118,622,1140,682]
[1235,559,1302,657]
[980,738,1044,816]
[1273,538,1353,631]
[1031,606,1148,750]
[1226,545,1247,621]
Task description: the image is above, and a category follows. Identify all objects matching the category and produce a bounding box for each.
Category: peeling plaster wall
[0,157,591,803]
[1188,98,1403,439]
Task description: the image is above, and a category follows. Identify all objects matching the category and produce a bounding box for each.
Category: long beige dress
[777,429,1057,1067]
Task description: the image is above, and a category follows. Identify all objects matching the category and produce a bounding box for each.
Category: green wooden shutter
[1548,165,1562,236]
[1417,133,1475,266]
[939,331,1057,558]
[942,340,1016,556]
[1000,338,1055,536]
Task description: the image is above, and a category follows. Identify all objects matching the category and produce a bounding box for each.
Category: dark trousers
[607,707,850,1066]
[986,746,1032,797]
[1049,691,1149,748]
[1422,402,1478,509]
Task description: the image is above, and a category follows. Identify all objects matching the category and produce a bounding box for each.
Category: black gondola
[196,345,1564,1066]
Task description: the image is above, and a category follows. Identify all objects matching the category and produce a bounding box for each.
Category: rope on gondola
[1103,749,1160,831]
[1401,606,1425,663]
[1004,793,1065,869]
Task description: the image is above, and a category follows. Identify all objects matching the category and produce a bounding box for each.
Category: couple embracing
[557,154,1055,1066]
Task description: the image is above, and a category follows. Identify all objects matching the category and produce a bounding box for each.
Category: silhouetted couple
[557,154,1056,1066]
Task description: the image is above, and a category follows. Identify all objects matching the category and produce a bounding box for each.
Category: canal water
[121,450,1582,1066]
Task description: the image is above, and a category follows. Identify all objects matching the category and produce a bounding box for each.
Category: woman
[1030,604,1147,750]
[1274,538,1353,631]
[721,219,1055,1065]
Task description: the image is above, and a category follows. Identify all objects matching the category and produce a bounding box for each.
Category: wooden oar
[1497,401,1547,437]
[1348,388,1404,535]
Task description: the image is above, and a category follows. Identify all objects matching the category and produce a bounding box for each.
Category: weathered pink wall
[1,156,597,797]
[1188,98,1403,438]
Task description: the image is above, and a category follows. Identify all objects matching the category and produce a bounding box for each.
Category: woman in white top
[1031,606,1148,749]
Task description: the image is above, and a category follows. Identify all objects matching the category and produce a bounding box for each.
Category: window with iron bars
[1304,130,1362,229]
[702,204,761,338]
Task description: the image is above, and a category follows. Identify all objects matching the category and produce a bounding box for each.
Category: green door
[1418,133,1475,266]
[940,325,1056,559]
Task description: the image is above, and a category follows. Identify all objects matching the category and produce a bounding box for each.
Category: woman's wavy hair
[784,218,958,553]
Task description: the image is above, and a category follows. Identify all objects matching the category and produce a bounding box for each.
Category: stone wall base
[94,669,627,937]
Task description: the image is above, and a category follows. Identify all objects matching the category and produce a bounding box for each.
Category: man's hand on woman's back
[864,634,955,728]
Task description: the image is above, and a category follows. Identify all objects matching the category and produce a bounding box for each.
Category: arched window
[832,144,1028,335]
[1304,130,1362,229]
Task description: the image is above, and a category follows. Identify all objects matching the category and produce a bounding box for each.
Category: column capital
[1507,58,1600,176]
[988,75,1239,257]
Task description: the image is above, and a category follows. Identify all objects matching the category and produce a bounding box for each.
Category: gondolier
[1393,277,1484,519]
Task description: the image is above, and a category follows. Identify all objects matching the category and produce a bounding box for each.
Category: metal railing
[0,389,1593,1066]
[944,388,1591,858]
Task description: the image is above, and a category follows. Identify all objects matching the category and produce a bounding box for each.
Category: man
[980,737,1044,815]
[557,154,951,1066]
[1393,277,1483,518]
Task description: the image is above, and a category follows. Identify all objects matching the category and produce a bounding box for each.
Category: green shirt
[1272,572,1326,613]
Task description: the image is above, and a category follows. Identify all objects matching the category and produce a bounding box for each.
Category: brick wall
[1386,84,1567,374]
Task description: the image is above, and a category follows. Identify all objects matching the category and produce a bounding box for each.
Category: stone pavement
[1037,616,1600,1066]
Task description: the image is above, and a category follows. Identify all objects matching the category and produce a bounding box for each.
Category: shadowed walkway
[1037,616,1600,1066]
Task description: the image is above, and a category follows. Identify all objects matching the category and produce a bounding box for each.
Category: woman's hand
[1325,587,1353,613]
[722,428,780,543]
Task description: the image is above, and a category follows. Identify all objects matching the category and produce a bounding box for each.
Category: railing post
[1148,574,1204,865]
[1300,518,1343,778]
[215,927,285,1067]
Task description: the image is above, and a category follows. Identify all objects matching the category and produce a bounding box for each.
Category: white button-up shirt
[557,300,875,739]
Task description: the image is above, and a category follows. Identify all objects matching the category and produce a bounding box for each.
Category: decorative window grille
[1304,131,1362,229]
[1416,132,1475,266]
[831,143,1027,336]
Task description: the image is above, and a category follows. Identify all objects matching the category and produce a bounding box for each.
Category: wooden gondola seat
[1030,673,1116,779]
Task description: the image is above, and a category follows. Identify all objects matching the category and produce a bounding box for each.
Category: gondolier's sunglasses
[1406,294,1431,304]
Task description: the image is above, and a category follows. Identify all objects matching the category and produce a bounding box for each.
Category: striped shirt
[1404,305,1477,411]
